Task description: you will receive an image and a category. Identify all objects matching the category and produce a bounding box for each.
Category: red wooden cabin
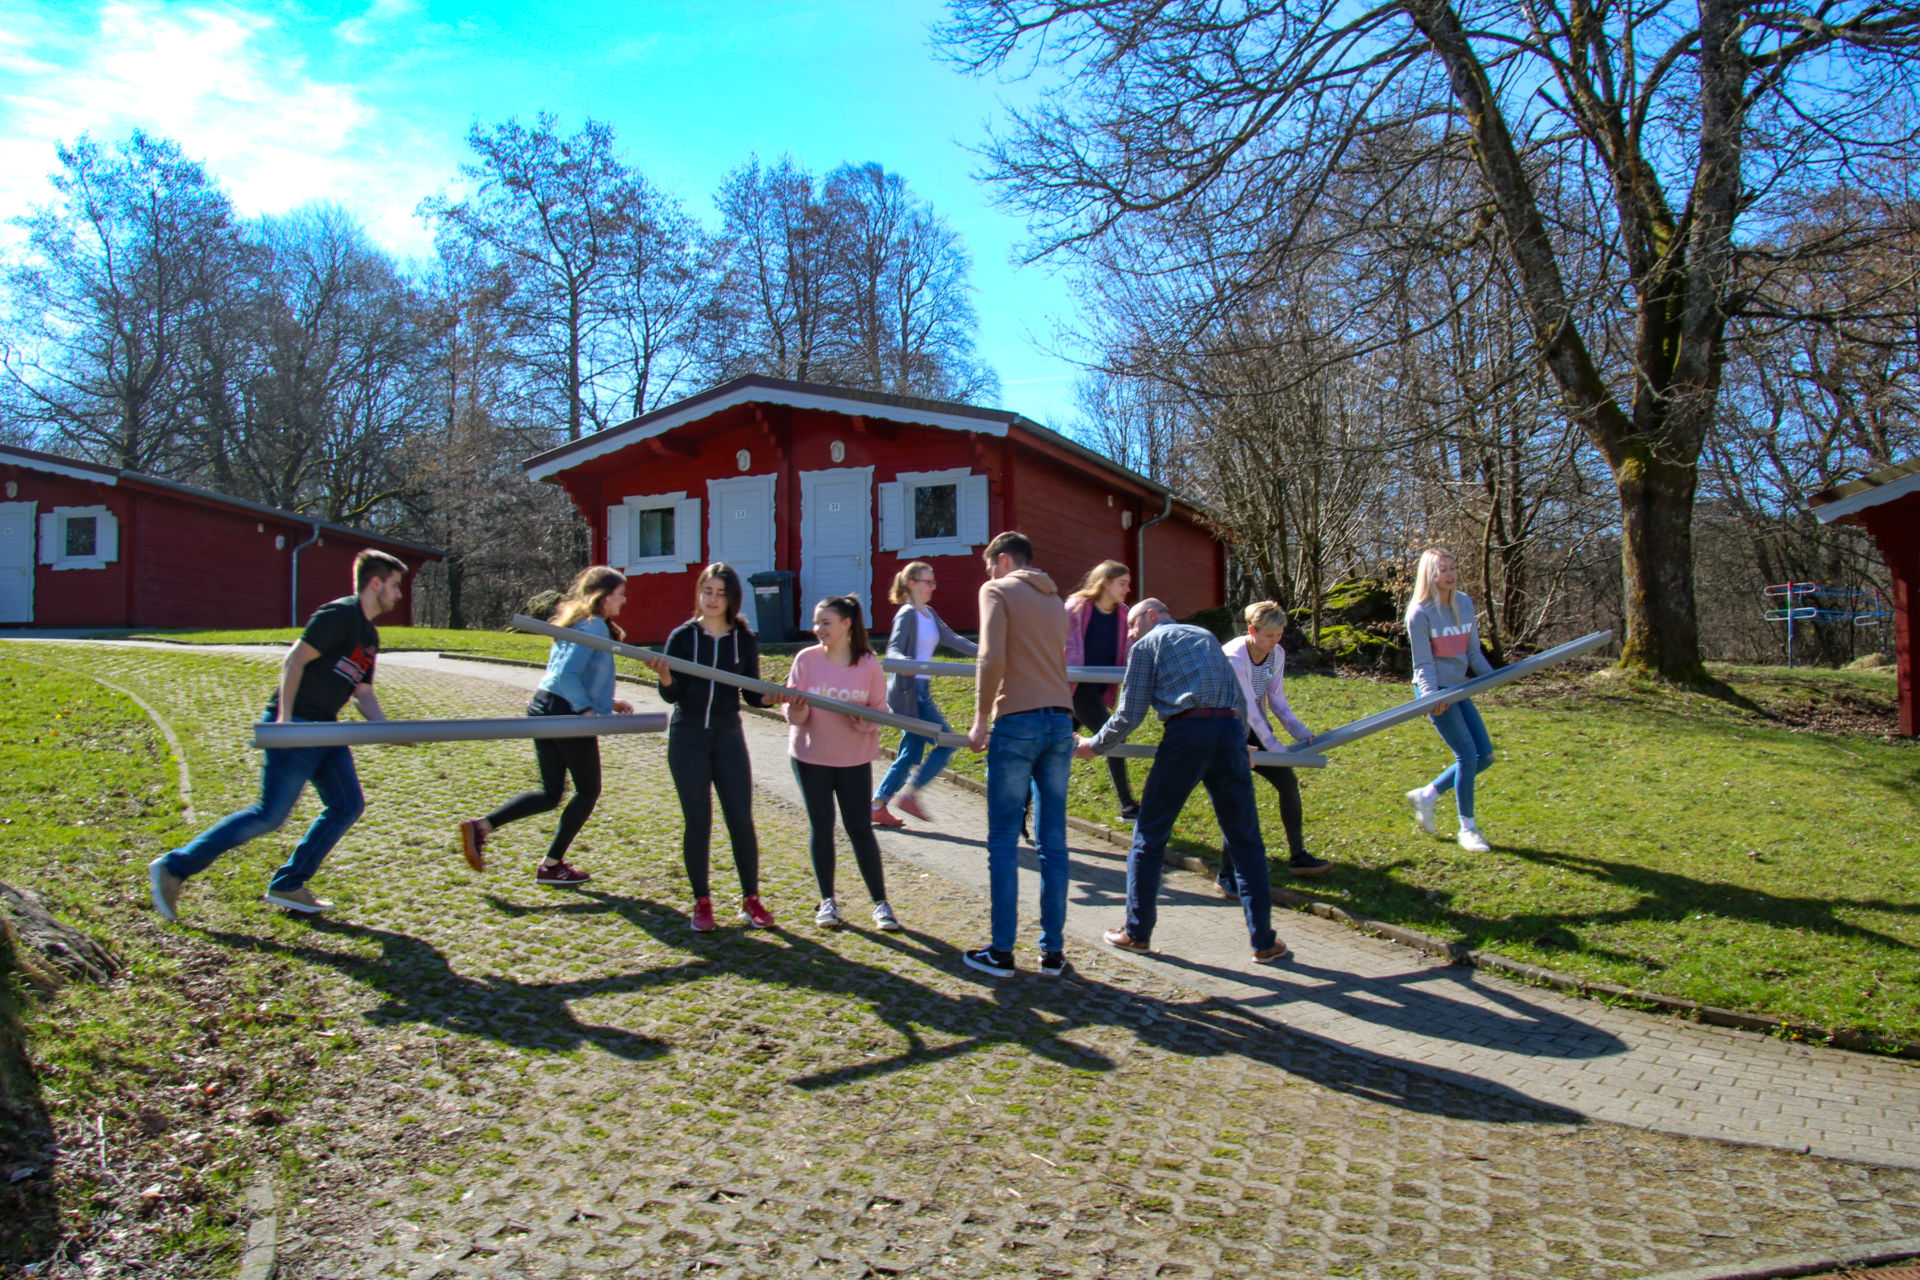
[1810,457,1920,735]
[523,378,1225,642]
[0,445,441,631]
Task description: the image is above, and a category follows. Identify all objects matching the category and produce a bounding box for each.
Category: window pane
[636,508,675,559]
[913,484,958,541]
[65,516,97,558]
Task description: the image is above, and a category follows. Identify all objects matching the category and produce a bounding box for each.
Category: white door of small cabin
[706,474,777,587]
[799,467,873,619]
[0,502,34,624]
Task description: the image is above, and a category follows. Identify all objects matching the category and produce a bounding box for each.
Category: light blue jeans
[162,727,364,891]
[984,708,1074,954]
[873,683,955,803]
[1427,698,1495,820]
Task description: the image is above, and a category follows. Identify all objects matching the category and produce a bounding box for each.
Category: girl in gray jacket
[871,561,978,828]
[1404,548,1496,851]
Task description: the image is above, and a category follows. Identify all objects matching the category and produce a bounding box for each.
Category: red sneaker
[535,861,591,887]
[870,803,905,828]
[894,793,934,823]
[457,819,487,871]
[739,895,777,928]
[690,897,716,933]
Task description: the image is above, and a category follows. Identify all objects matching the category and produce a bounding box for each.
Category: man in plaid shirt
[1079,598,1290,964]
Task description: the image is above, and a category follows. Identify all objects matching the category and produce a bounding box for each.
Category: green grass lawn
[49,631,1920,1045]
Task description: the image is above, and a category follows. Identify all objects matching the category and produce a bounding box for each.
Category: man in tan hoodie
[963,531,1074,979]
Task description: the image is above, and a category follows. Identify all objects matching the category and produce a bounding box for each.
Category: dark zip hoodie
[657,619,770,727]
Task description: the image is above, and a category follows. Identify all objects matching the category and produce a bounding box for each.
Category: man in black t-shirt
[149,550,409,921]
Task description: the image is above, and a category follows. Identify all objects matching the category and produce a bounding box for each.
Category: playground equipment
[1761,583,1892,668]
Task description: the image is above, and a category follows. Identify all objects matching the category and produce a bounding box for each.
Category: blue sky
[0,0,1089,428]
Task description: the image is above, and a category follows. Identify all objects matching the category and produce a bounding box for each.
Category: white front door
[0,502,35,624]
[799,467,873,618]
[706,474,777,585]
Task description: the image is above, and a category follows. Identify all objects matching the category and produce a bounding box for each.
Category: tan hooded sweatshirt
[974,568,1072,723]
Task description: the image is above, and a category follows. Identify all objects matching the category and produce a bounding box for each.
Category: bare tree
[2,132,248,472]
[941,0,1920,679]
[421,115,638,442]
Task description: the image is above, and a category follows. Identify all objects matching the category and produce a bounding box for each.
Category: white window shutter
[96,512,118,562]
[38,514,57,564]
[674,497,702,568]
[877,481,904,551]
[962,474,990,547]
[606,505,630,568]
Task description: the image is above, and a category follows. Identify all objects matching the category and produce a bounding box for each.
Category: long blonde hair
[552,565,627,640]
[1070,559,1131,604]
[1410,548,1460,612]
[889,561,933,605]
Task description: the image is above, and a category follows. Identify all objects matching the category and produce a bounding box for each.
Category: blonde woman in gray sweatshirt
[1404,549,1497,851]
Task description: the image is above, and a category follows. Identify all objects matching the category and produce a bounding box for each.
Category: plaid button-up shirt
[1087,622,1246,754]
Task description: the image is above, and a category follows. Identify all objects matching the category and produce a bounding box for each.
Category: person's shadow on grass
[482,889,1578,1125]
[199,921,667,1062]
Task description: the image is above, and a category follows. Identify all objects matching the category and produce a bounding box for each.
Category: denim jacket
[538,616,616,715]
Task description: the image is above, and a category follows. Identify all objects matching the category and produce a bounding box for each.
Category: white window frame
[40,505,117,571]
[895,468,974,558]
[608,492,701,575]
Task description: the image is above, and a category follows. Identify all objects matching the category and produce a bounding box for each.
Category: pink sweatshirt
[784,647,887,766]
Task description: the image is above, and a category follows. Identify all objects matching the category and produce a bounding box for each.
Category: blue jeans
[162,732,364,892]
[1124,716,1276,950]
[985,708,1074,954]
[873,684,956,802]
[1427,698,1495,819]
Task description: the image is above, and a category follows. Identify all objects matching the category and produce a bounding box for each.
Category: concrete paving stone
[16,640,1920,1279]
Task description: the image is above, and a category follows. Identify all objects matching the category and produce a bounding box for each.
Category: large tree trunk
[1615,453,1706,678]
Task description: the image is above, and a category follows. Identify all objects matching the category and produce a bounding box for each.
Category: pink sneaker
[740,895,777,928]
[690,897,716,933]
[870,803,905,828]
[894,793,934,823]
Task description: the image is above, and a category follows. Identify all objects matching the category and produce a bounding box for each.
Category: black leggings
[484,692,601,861]
[791,759,887,902]
[1072,683,1136,808]
[667,718,759,899]
[1249,730,1308,858]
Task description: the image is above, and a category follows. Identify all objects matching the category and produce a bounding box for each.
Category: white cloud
[0,1,450,257]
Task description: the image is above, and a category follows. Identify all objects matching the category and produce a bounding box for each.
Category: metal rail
[1278,629,1614,757]
[510,616,970,747]
[254,713,669,749]
[881,658,1126,684]
[1102,742,1328,769]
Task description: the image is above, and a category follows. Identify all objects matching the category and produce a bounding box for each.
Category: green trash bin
[748,570,797,641]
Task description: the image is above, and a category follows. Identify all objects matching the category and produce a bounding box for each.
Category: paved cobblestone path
[16,642,1920,1280]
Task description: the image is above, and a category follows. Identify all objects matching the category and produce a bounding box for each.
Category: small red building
[0,444,441,631]
[1811,457,1920,736]
[523,377,1225,642]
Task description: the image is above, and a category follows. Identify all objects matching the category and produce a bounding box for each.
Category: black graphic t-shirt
[266,596,379,722]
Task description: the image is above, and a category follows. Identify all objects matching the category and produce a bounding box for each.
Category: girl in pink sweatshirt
[785,596,900,931]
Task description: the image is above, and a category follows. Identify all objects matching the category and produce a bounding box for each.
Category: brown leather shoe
[1103,927,1149,953]
[1251,940,1291,965]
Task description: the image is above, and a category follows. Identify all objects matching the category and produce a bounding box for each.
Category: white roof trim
[525,385,1009,482]
[1813,470,1920,523]
[0,449,116,485]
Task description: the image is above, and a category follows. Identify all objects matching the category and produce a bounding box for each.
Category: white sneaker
[148,857,182,923]
[871,901,901,932]
[1406,788,1437,834]
[814,897,843,928]
[1457,826,1491,853]
[263,886,332,913]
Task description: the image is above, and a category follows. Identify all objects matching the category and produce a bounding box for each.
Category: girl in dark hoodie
[645,563,787,932]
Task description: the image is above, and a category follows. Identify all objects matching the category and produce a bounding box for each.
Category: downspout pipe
[1136,492,1174,599]
[290,521,322,627]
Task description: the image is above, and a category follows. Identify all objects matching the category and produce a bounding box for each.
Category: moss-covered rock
[1315,622,1410,675]
[1181,605,1237,642]
[1321,577,1398,627]
[524,589,564,623]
